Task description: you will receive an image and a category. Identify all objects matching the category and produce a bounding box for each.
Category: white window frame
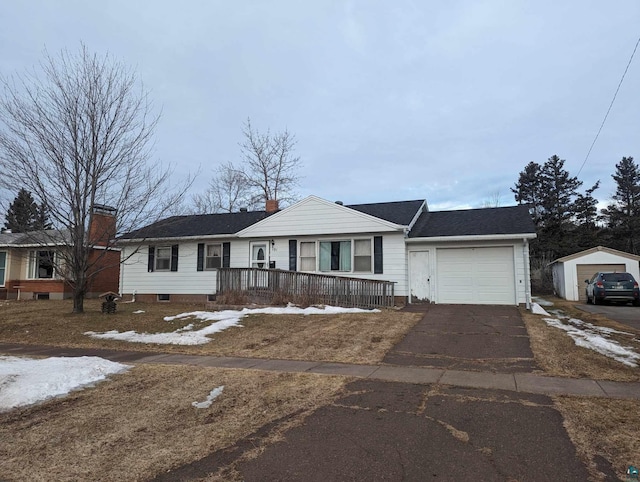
[28,250,57,279]
[155,246,172,271]
[205,243,222,270]
[353,238,373,273]
[299,241,316,272]
[311,238,374,274]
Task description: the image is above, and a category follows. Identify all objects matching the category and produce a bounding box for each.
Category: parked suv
[585,272,640,306]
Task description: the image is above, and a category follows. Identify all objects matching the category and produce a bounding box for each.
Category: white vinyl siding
[238,196,401,237]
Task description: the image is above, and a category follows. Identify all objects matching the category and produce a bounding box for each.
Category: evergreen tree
[601,156,640,253]
[3,188,49,232]
[511,161,543,226]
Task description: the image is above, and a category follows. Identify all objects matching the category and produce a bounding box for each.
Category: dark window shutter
[170,244,179,272]
[222,242,231,268]
[197,243,204,271]
[289,240,297,271]
[148,246,155,272]
[373,236,383,274]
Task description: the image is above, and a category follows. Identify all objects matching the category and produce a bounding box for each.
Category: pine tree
[511,161,543,226]
[3,188,50,232]
[601,156,640,253]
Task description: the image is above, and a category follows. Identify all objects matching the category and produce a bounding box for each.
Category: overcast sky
[1,1,639,212]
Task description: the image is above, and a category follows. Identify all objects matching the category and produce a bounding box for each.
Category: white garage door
[436,247,515,305]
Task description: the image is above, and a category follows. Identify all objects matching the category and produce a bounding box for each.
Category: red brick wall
[86,249,121,295]
[88,213,116,247]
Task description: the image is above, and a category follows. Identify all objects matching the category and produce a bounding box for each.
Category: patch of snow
[192,386,224,409]
[531,303,550,316]
[0,356,130,411]
[132,310,145,314]
[542,316,640,367]
[532,297,554,307]
[86,305,379,346]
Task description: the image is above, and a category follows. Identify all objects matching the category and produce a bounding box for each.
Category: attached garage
[406,205,537,306]
[436,247,515,304]
[551,246,640,301]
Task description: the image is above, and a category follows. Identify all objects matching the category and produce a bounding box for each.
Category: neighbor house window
[319,241,351,272]
[205,244,222,269]
[353,239,372,272]
[28,250,55,279]
[155,246,172,271]
[299,242,316,271]
[0,251,6,287]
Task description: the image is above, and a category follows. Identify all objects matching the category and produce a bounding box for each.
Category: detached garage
[551,246,640,302]
[406,206,536,306]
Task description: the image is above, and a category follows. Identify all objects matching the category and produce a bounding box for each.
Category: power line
[577,35,640,177]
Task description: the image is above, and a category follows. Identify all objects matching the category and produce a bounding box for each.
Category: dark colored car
[585,272,640,306]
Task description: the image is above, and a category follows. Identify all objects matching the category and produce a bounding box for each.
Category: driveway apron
[154,380,591,482]
[385,304,538,373]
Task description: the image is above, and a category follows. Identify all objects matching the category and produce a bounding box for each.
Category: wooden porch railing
[216,268,395,309]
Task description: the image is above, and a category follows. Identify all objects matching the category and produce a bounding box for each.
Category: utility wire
[577,35,640,177]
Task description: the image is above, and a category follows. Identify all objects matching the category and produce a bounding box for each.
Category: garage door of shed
[576,263,625,301]
[436,247,515,305]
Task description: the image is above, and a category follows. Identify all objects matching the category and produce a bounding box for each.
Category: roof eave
[406,233,537,243]
[117,233,237,244]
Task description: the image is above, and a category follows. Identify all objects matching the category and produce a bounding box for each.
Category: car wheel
[586,293,591,304]
[593,295,600,305]
[633,299,640,307]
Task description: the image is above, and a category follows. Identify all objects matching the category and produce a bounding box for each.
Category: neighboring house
[118,196,536,306]
[0,207,120,300]
[550,246,640,302]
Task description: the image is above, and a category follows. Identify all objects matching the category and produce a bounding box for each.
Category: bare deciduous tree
[191,161,257,213]
[239,118,301,206]
[0,45,189,313]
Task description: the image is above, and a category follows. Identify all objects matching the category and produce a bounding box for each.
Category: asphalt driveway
[385,304,537,372]
[577,303,640,330]
[155,379,592,481]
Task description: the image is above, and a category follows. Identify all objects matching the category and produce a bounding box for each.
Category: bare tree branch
[0,44,192,313]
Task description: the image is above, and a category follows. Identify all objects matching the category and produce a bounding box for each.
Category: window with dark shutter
[148,246,155,272]
[289,240,297,271]
[197,243,204,271]
[373,236,383,274]
[170,244,179,271]
[222,242,231,268]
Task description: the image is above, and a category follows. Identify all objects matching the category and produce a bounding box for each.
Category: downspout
[523,239,531,310]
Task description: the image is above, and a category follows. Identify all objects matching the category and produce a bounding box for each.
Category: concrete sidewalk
[2,342,640,400]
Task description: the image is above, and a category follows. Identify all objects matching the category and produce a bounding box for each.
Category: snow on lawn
[536,310,640,367]
[192,386,224,409]
[0,356,130,412]
[85,304,380,346]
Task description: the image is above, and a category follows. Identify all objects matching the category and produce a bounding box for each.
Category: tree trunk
[72,290,85,313]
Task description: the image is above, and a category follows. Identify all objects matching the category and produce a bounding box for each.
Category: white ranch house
[118,196,536,306]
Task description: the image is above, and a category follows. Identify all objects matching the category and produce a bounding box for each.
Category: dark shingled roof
[408,205,535,238]
[120,211,271,239]
[347,200,425,225]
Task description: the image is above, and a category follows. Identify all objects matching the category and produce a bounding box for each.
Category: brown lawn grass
[554,396,640,481]
[0,299,421,364]
[522,297,640,382]
[0,364,346,482]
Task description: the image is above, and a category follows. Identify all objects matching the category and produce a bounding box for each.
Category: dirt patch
[0,364,346,481]
[522,299,640,381]
[0,300,421,364]
[554,396,640,481]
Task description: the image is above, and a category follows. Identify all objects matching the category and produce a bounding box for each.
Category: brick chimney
[265,199,279,213]
[89,204,117,246]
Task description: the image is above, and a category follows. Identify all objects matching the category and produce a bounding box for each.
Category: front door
[409,250,430,302]
[250,242,269,268]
